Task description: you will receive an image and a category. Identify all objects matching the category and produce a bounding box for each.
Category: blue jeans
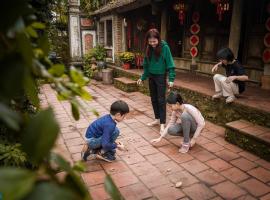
[167,112,197,143]
[86,127,119,152]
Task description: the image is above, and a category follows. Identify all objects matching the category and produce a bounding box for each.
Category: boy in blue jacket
[81,100,129,162]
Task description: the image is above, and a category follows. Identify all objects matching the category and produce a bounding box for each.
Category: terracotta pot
[123,63,130,70]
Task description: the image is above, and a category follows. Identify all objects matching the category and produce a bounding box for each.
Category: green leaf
[24,70,39,107]
[50,153,72,172]
[71,101,80,121]
[37,34,50,55]
[72,161,86,172]
[49,64,65,77]
[80,88,92,101]
[25,26,38,38]
[24,182,78,200]
[104,175,124,200]
[0,167,36,200]
[0,103,21,130]
[70,67,87,87]
[16,33,33,67]
[22,108,59,164]
[31,22,45,29]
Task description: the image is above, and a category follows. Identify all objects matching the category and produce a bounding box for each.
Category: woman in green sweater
[137,29,176,133]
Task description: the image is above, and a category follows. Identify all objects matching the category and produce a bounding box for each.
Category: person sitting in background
[212,47,249,103]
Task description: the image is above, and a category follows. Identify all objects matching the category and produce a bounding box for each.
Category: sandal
[179,142,190,154]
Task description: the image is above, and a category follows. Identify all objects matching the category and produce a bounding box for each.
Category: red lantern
[173,0,185,25]
[190,47,198,57]
[216,0,230,21]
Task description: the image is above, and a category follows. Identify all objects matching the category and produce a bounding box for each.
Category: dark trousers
[149,73,166,124]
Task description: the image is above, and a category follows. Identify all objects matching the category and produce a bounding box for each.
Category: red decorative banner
[190,35,199,46]
[190,46,198,57]
[190,23,200,35]
[264,33,270,47]
[192,12,200,23]
[266,17,270,32]
[263,48,270,63]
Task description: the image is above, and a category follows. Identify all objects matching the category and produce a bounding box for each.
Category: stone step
[225,119,270,161]
[113,77,138,92]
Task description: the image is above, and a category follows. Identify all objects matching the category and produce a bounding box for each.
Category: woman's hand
[137,79,142,85]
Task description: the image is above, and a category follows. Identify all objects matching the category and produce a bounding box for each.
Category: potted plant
[84,45,107,80]
[119,52,135,70]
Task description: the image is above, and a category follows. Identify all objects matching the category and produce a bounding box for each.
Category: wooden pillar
[160,8,167,40]
[228,0,243,57]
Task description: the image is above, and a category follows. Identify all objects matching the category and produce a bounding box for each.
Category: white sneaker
[226,96,236,104]
[147,119,159,126]
[212,92,223,99]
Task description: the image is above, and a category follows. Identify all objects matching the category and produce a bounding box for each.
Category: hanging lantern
[173,0,185,25]
[216,0,230,21]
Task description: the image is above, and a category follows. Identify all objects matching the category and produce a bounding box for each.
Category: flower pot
[123,63,130,70]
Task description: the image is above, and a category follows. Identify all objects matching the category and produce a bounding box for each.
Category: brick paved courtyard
[40,81,270,200]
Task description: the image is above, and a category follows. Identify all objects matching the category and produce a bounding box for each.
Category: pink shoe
[179,142,190,154]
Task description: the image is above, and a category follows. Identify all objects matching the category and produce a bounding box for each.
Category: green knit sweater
[141,40,176,82]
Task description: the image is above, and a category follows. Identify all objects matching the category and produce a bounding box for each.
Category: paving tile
[201,130,218,139]
[111,171,139,188]
[206,158,233,172]
[196,169,226,186]
[230,158,258,171]
[65,137,84,146]
[129,162,159,176]
[221,167,249,183]
[226,120,253,129]
[203,142,224,153]
[256,159,270,170]
[81,170,106,186]
[239,151,260,162]
[120,183,152,200]
[139,172,170,189]
[196,136,212,145]
[121,152,146,165]
[181,159,209,174]
[158,144,179,155]
[89,184,110,200]
[212,181,247,199]
[85,160,103,172]
[67,145,84,154]
[145,152,171,165]
[215,149,240,161]
[241,126,267,136]
[169,153,194,164]
[240,178,270,197]
[248,167,270,183]
[211,136,229,146]
[155,160,183,175]
[192,150,217,162]
[260,193,270,200]
[136,145,159,155]
[151,184,185,200]
[167,170,199,187]
[102,161,129,175]
[224,143,243,153]
[62,132,81,139]
[183,183,217,200]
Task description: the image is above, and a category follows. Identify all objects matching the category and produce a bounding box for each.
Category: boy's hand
[151,137,162,144]
[116,141,126,151]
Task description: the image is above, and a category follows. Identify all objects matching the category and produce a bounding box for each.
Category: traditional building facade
[68,0,270,89]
